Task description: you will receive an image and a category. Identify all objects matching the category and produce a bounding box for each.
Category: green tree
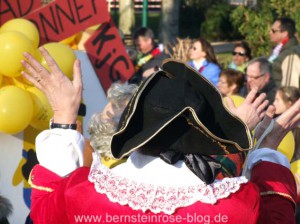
[270,0,300,24]
[201,4,240,41]
[230,0,300,57]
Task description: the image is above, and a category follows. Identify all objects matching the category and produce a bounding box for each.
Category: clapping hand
[255,98,300,149]
[225,88,269,130]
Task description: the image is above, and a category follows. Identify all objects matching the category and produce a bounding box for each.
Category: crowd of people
[18,16,300,223]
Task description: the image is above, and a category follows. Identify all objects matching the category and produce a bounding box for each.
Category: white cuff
[243,148,290,179]
[36,129,85,177]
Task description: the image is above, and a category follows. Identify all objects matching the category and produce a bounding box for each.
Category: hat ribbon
[160,150,222,184]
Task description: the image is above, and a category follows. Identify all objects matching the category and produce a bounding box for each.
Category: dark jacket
[128,50,169,85]
[259,79,277,104]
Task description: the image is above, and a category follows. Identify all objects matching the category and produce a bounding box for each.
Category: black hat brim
[111,59,252,159]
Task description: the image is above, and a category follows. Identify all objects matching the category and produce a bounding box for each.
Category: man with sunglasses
[246,57,277,104]
[269,17,300,88]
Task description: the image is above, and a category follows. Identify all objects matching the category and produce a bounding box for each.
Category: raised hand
[257,98,300,149]
[21,47,82,124]
[225,88,269,130]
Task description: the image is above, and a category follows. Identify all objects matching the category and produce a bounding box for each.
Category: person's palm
[225,88,268,130]
[21,47,82,124]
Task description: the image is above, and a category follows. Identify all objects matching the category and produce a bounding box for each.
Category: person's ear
[230,83,238,93]
[281,30,289,39]
[287,100,293,108]
[265,72,271,82]
[146,37,152,45]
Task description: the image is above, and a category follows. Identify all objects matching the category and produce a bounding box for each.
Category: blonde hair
[278,86,300,104]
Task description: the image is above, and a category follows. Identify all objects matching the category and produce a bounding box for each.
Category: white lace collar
[88,152,248,214]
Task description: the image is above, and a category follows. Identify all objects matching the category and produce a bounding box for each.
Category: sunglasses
[232,51,246,56]
[271,28,282,34]
[246,73,265,80]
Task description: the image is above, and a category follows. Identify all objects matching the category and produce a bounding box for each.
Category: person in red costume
[21,48,300,224]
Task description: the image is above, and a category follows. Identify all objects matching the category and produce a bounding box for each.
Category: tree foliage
[230,0,300,57]
[201,4,240,41]
[179,0,229,39]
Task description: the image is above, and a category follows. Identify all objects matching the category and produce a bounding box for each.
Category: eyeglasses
[232,51,246,56]
[246,73,265,80]
[218,80,228,85]
[271,28,282,34]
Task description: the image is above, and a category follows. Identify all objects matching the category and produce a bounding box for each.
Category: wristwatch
[49,118,77,130]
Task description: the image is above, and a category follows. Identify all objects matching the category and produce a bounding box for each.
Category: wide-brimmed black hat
[111,59,252,183]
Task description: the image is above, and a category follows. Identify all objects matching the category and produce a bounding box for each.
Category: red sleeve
[29,165,90,224]
[251,161,296,224]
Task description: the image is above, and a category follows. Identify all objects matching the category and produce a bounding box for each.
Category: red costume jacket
[30,161,296,224]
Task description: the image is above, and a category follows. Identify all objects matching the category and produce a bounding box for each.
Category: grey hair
[107,82,138,110]
[88,82,138,157]
[247,57,272,76]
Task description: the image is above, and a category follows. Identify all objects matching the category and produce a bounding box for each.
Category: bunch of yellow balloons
[0,18,77,134]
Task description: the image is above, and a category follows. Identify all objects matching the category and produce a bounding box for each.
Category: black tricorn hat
[111,59,252,163]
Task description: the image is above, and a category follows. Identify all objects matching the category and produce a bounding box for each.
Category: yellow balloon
[60,32,83,50]
[1,76,14,87]
[277,131,295,161]
[0,31,34,77]
[60,34,77,45]
[229,95,245,107]
[291,160,300,176]
[74,32,83,43]
[12,76,34,90]
[0,86,33,134]
[101,156,127,169]
[27,87,53,130]
[39,43,76,80]
[252,131,295,161]
[0,18,40,48]
[86,24,100,32]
